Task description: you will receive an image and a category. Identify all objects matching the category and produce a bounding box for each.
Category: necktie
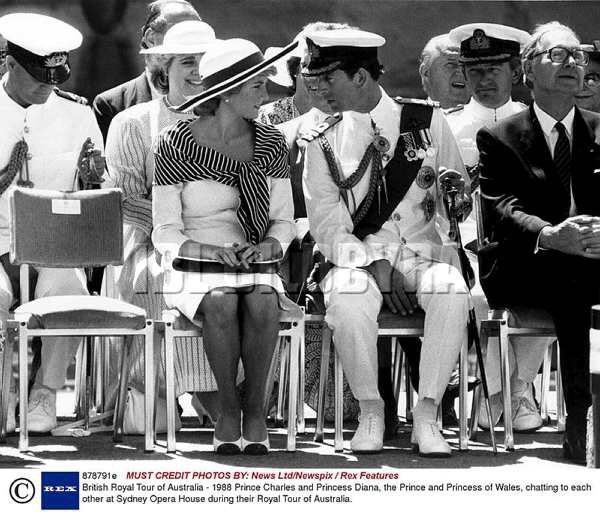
[553,121,571,193]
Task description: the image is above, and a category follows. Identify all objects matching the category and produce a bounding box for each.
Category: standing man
[419,33,470,109]
[92,0,201,140]
[303,27,470,455]
[575,41,600,113]
[447,23,550,433]
[0,13,103,433]
[478,22,600,464]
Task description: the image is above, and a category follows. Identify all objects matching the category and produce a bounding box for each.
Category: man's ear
[511,64,523,85]
[354,67,369,87]
[523,59,534,85]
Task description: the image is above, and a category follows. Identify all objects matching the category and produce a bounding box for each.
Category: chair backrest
[9,188,123,268]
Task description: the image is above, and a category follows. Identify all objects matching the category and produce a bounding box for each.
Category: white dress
[152,119,295,323]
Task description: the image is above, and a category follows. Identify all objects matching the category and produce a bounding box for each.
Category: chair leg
[392,338,403,405]
[0,324,15,443]
[276,339,289,427]
[18,325,29,452]
[469,326,487,441]
[405,357,414,423]
[112,336,130,443]
[287,320,301,452]
[540,342,552,424]
[297,329,305,435]
[74,343,86,420]
[555,342,566,432]
[314,323,331,443]
[459,339,469,451]
[334,345,344,452]
[163,323,176,453]
[83,337,92,431]
[144,321,155,453]
[498,320,514,451]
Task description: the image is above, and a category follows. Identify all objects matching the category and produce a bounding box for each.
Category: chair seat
[14,296,147,330]
[489,306,555,330]
[377,308,425,330]
[168,295,304,331]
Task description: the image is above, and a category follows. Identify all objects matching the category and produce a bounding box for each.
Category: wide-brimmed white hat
[177,38,298,112]
[265,33,307,88]
[140,20,216,55]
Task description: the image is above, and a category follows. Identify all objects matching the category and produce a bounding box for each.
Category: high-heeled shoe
[213,435,242,455]
[241,437,270,455]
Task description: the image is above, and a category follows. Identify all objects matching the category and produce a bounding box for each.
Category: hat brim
[139,41,218,55]
[176,40,298,113]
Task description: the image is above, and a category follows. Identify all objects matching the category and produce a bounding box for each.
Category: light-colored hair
[521,21,580,65]
[419,34,458,76]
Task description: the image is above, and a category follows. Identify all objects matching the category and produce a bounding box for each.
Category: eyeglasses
[531,46,589,66]
[584,72,600,87]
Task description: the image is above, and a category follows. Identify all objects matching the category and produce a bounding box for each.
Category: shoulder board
[394,96,440,108]
[53,88,89,105]
[443,104,465,115]
[299,113,343,142]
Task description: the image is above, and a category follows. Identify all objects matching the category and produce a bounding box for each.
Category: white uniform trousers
[323,260,470,404]
[0,265,88,390]
[468,253,551,395]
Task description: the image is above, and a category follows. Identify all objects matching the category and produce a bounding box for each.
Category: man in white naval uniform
[302,27,470,455]
[0,13,103,433]
[446,23,550,432]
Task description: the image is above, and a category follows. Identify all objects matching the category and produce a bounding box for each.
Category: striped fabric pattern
[154,120,289,244]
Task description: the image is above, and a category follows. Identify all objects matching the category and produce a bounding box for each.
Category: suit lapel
[572,107,600,213]
[523,104,557,183]
[127,72,152,107]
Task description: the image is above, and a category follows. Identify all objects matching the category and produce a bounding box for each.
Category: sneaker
[511,383,543,433]
[478,391,503,430]
[27,386,57,433]
[350,401,384,454]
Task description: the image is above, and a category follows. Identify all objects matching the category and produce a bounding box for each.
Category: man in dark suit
[478,21,600,464]
[92,0,200,140]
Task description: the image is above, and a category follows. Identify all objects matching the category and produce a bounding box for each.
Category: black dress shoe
[563,417,586,465]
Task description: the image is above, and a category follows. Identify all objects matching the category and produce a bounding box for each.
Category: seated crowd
[1,0,600,465]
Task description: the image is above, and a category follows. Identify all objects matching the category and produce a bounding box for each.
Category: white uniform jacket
[303,88,468,275]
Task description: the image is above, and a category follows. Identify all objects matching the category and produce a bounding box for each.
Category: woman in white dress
[152,39,296,454]
[104,21,219,420]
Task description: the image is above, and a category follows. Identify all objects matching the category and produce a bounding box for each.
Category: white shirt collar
[533,101,575,138]
[369,87,398,130]
[467,97,519,122]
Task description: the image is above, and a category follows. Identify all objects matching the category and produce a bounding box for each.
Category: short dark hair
[339,57,384,81]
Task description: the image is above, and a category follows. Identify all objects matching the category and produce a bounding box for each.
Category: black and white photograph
[0,0,598,520]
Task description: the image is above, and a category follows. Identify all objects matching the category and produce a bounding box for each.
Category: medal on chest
[400,122,435,161]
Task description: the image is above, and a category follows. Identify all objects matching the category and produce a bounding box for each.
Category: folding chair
[0,188,155,452]
[313,309,470,452]
[162,296,304,453]
[471,191,565,451]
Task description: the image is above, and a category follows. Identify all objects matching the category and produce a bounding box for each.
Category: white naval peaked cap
[304,28,385,48]
[139,20,217,55]
[449,23,530,63]
[0,12,82,56]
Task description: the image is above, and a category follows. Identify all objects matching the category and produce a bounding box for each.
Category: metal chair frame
[472,191,565,451]
[161,305,304,453]
[0,188,156,453]
[311,313,469,452]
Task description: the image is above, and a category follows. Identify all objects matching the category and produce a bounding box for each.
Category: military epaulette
[394,97,440,108]
[443,104,465,115]
[299,112,343,142]
[53,88,88,105]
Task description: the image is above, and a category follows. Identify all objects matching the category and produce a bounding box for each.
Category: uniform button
[23,126,30,133]
[392,212,401,221]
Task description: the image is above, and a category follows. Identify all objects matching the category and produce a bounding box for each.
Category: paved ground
[0,391,584,472]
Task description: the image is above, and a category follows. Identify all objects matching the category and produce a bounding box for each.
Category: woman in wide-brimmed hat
[152,38,297,454]
[103,20,220,430]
